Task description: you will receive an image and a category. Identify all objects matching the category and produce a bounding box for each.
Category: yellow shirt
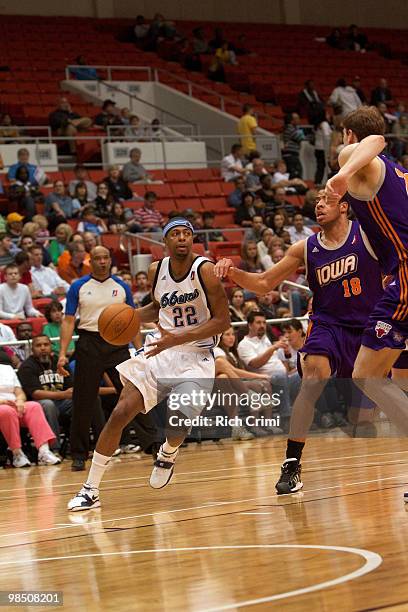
[237,114,258,154]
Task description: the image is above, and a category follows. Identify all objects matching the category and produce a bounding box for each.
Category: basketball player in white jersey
[68,218,230,511]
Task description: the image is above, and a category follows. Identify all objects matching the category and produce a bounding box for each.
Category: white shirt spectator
[213,346,227,359]
[0,364,21,401]
[329,86,362,115]
[221,154,244,182]
[314,121,332,152]
[288,226,314,244]
[0,322,17,343]
[272,171,290,184]
[238,334,286,377]
[31,265,70,296]
[0,283,41,319]
[276,346,298,372]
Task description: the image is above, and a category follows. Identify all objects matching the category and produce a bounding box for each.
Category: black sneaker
[71,458,86,471]
[275,458,303,495]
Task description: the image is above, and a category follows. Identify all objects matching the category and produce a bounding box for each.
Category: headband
[163,218,195,238]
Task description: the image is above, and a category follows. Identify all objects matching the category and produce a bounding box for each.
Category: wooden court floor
[1,436,408,611]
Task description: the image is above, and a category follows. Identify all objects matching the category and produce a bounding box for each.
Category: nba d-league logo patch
[112,289,118,297]
[375,320,392,338]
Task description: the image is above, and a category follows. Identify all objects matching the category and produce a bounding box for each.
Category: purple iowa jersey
[344,155,408,277]
[306,220,383,328]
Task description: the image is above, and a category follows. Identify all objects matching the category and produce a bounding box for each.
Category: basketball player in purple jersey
[215,191,384,493]
[325,106,408,502]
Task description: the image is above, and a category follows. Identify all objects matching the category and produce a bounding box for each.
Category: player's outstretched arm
[214,240,305,294]
[326,135,385,201]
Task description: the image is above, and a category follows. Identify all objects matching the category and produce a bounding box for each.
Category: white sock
[162,441,180,455]
[38,443,49,454]
[86,451,111,490]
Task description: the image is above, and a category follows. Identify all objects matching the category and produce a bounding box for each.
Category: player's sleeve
[65,282,80,316]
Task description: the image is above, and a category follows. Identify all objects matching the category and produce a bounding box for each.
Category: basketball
[98,303,140,345]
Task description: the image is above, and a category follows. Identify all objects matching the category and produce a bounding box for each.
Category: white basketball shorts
[116,334,215,416]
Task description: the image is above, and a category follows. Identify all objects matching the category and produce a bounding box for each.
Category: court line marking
[1,448,407,495]
[0,543,382,609]
[0,471,407,542]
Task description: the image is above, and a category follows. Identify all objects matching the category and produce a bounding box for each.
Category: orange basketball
[98,303,141,346]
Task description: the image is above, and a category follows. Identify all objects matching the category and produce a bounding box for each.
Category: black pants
[314,149,326,184]
[282,154,303,179]
[71,331,157,460]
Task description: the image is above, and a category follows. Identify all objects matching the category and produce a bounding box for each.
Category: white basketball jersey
[153,256,218,349]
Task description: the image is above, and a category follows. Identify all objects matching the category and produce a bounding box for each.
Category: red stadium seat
[175,198,202,211]
[171,183,198,198]
[196,182,224,197]
[155,200,177,215]
[200,197,228,211]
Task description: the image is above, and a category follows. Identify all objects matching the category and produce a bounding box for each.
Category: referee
[58,246,157,471]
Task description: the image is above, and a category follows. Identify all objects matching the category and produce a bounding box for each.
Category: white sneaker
[12,452,31,468]
[67,484,101,512]
[38,449,62,465]
[121,444,142,454]
[231,426,255,441]
[149,445,178,489]
[112,448,121,456]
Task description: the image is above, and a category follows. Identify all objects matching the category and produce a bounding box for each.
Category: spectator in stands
[246,215,265,243]
[313,108,332,184]
[297,80,324,124]
[42,301,75,357]
[209,27,225,52]
[228,288,247,324]
[45,181,80,230]
[258,174,276,207]
[94,182,114,219]
[82,231,99,254]
[392,114,408,159]
[0,233,16,269]
[202,211,225,242]
[239,240,265,273]
[347,24,368,52]
[147,118,163,141]
[32,215,50,247]
[17,334,73,454]
[133,271,151,306]
[48,223,72,265]
[257,291,279,318]
[122,148,151,183]
[228,176,246,209]
[94,99,122,130]
[6,212,24,246]
[7,166,40,221]
[0,263,41,319]
[326,28,343,49]
[352,76,367,104]
[71,182,90,216]
[108,202,128,233]
[246,158,268,192]
[282,113,306,179]
[329,79,362,117]
[371,78,393,106]
[124,115,145,140]
[268,211,291,246]
[48,97,92,155]
[21,223,52,267]
[0,361,60,467]
[288,212,314,244]
[77,208,107,235]
[10,252,36,296]
[13,322,33,362]
[271,160,308,193]
[208,54,226,82]
[70,55,98,80]
[237,104,258,156]
[269,187,296,219]
[133,191,164,232]
[8,148,48,186]
[216,41,237,65]
[0,113,20,143]
[257,227,274,259]
[192,27,209,54]
[57,241,91,284]
[237,311,292,419]
[104,165,133,201]
[302,189,318,223]
[377,101,397,134]
[221,144,245,182]
[68,165,97,201]
[30,245,69,297]
[235,191,258,227]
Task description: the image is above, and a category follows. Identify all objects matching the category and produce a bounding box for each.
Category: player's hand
[214,258,235,278]
[57,355,70,376]
[145,324,178,358]
[325,172,348,204]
